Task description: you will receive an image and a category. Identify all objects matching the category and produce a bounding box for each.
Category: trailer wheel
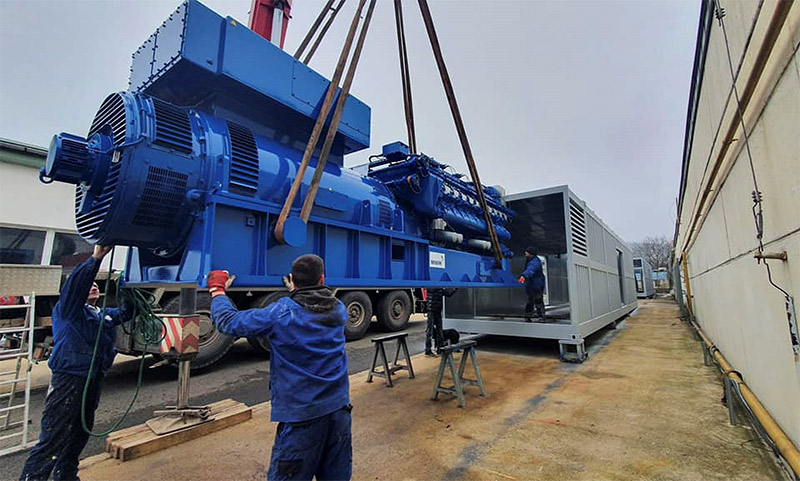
[339,291,372,340]
[162,293,235,370]
[246,291,289,356]
[247,336,270,356]
[375,290,411,331]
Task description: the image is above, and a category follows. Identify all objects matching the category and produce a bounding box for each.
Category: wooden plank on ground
[104,399,252,462]
[105,424,149,452]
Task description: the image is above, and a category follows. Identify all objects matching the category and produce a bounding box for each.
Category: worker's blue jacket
[211,286,350,423]
[48,256,130,378]
[522,256,546,293]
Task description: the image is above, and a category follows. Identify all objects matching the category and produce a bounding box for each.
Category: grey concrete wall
[675,1,800,445]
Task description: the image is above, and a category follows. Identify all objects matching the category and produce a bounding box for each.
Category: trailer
[444,185,637,361]
[633,257,655,298]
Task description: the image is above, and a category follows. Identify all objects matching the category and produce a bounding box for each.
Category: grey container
[443,185,637,361]
[633,257,655,299]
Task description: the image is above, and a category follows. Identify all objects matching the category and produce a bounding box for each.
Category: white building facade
[0,138,122,286]
[675,0,800,447]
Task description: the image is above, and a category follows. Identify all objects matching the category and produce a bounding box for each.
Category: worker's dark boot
[425,350,437,357]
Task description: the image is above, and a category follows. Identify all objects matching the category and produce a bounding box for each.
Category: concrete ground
[75,300,785,481]
[0,315,429,476]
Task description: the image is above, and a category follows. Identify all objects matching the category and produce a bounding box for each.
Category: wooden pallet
[105,399,252,461]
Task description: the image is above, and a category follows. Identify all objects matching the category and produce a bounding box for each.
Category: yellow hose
[690,320,800,477]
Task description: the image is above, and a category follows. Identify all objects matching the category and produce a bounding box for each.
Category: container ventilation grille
[153,99,193,154]
[132,166,188,228]
[569,199,587,257]
[75,94,128,240]
[227,122,259,196]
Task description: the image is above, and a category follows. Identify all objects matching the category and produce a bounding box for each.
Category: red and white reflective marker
[160,316,201,355]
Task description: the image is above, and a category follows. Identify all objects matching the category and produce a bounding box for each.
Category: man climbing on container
[519,246,546,321]
[208,254,352,481]
[20,245,131,481]
[424,287,457,357]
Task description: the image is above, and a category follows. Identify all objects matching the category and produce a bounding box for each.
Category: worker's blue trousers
[268,406,352,481]
[19,372,103,481]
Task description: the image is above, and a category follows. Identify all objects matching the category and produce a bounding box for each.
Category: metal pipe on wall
[681,253,695,316]
[688,318,800,478]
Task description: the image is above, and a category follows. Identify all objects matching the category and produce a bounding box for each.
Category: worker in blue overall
[519,246,546,321]
[20,245,131,481]
[209,254,351,481]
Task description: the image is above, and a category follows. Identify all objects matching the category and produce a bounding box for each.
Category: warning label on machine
[429,252,446,269]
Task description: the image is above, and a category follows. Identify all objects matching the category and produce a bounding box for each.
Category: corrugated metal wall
[569,192,636,328]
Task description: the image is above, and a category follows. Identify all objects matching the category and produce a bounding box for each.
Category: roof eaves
[674,0,715,251]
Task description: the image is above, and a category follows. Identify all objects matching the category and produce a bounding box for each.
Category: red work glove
[208,270,232,295]
[518,276,525,284]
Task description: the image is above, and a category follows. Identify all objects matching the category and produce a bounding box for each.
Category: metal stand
[432,340,486,408]
[147,288,211,435]
[558,339,587,363]
[724,377,737,426]
[366,332,414,388]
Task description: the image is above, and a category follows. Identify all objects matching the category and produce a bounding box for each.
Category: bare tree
[630,236,672,285]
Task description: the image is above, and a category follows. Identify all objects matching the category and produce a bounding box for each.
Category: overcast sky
[0,0,699,242]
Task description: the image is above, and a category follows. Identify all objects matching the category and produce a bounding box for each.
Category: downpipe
[688,317,800,479]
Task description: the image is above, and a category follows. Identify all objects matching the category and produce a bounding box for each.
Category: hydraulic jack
[146,287,212,435]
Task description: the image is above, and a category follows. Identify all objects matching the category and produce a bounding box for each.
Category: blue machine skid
[126,195,516,288]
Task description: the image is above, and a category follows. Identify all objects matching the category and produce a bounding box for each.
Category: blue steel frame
[125,190,516,288]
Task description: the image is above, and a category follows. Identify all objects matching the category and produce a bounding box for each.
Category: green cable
[80,246,166,437]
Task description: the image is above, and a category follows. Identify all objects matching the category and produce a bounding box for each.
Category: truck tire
[375,290,411,332]
[247,336,270,356]
[339,291,372,340]
[162,293,235,370]
[246,291,289,356]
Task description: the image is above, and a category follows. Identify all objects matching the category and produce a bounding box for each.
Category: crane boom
[249,0,292,48]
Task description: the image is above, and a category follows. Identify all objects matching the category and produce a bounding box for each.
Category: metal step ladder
[0,294,36,457]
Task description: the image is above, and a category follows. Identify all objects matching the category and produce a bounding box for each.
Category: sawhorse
[432,340,487,408]
[367,332,414,387]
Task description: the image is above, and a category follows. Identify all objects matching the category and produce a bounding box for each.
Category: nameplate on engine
[430,252,446,269]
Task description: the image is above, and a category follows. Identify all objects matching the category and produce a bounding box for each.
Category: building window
[50,232,92,276]
[0,227,46,264]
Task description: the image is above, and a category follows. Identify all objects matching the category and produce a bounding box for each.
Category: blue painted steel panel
[128,0,369,157]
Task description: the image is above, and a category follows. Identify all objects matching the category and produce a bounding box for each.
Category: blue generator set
[40,0,517,290]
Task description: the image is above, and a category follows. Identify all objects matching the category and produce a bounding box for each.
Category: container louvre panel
[569,199,588,257]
